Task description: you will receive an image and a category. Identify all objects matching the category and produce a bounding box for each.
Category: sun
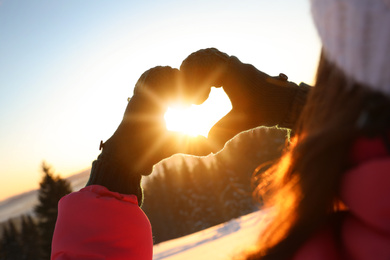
[164,87,232,137]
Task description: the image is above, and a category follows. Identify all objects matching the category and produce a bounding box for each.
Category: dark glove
[86,66,212,205]
[180,48,311,148]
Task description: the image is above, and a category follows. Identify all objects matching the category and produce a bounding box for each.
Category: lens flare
[164,87,232,137]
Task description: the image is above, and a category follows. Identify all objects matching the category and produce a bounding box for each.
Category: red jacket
[294,136,390,259]
[51,185,153,260]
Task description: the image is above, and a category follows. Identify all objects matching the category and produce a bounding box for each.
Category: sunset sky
[0,0,321,201]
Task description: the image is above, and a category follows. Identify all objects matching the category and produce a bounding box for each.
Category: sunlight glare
[164,87,232,137]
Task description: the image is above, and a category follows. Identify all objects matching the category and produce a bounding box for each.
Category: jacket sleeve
[341,157,390,234]
[340,157,390,259]
[51,185,153,260]
[293,145,390,260]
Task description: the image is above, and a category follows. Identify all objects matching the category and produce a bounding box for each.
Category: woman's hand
[102,66,213,175]
[180,48,310,148]
[86,66,213,203]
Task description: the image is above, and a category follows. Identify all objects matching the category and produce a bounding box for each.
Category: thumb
[208,109,261,150]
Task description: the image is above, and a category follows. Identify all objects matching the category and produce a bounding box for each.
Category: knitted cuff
[86,156,144,205]
[279,82,311,129]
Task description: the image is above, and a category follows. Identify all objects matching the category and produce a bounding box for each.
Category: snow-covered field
[153,210,271,260]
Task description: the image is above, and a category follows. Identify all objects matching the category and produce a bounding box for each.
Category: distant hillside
[0,169,90,223]
[143,126,287,244]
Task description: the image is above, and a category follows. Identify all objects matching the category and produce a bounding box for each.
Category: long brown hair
[246,52,390,259]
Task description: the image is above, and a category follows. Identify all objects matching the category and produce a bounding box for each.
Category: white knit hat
[310,0,390,95]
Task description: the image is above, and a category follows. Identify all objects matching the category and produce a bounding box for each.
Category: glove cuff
[86,156,144,206]
[279,82,311,129]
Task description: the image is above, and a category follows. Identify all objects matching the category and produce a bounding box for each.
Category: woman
[52,0,390,259]
[246,0,390,259]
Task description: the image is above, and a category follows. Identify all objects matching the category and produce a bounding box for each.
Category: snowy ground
[153,210,271,260]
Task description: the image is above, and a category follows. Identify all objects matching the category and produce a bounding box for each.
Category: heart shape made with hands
[164,87,232,137]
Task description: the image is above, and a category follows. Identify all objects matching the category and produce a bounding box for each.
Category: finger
[208,109,263,151]
[180,48,230,104]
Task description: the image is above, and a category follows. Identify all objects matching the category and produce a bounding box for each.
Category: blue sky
[0,0,321,200]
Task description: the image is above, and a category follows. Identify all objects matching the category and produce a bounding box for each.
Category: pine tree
[0,220,23,260]
[0,234,2,260]
[175,157,197,235]
[20,215,43,260]
[34,162,72,259]
[143,162,174,243]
